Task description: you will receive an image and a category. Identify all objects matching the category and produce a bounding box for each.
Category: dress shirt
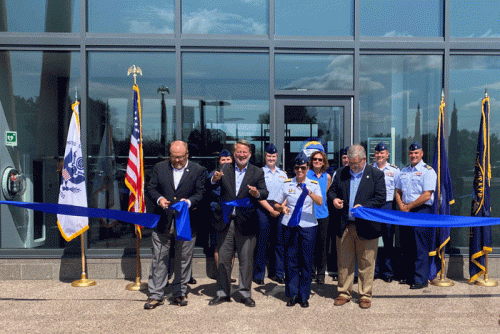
[372,161,400,202]
[396,160,437,206]
[263,165,287,201]
[348,164,366,220]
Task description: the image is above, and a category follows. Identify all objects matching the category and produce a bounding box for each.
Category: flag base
[72,273,96,287]
[126,277,148,291]
[430,277,455,287]
[474,278,498,287]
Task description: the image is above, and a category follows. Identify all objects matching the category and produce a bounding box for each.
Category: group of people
[143,139,437,310]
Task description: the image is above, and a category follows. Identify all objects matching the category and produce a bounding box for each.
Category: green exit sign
[5,131,17,146]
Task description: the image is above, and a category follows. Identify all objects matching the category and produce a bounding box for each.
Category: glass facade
[1,1,500,255]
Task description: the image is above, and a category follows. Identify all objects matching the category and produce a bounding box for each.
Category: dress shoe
[334,296,350,306]
[231,278,237,283]
[300,300,309,308]
[409,282,428,290]
[286,297,298,307]
[316,278,325,285]
[188,277,197,285]
[331,274,338,281]
[241,297,256,307]
[359,299,371,309]
[144,298,164,310]
[209,296,231,306]
[275,277,285,284]
[382,277,393,283]
[253,279,265,285]
[399,279,407,285]
[171,296,188,307]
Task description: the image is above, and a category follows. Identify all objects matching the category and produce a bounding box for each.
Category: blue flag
[468,94,492,283]
[429,97,455,280]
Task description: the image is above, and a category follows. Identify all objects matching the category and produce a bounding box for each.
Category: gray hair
[347,144,366,160]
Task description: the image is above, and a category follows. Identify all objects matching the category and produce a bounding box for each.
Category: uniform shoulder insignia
[425,164,432,170]
[390,164,399,169]
[284,179,292,183]
[310,180,319,184]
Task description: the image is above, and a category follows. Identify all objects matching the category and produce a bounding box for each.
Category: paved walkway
[1,269,500,333]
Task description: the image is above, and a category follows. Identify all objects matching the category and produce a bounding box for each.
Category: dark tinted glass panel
[451,1,500,38]
[87,52,175,249]
[360,0,443,37]
[0,0,79,32]
[182,0,268,35]
[449,56,500,247]
[275,0,353,36]
[275,54,353,90]
[0,51,80,249]
[88,0,174,33]
[182,52,269,169]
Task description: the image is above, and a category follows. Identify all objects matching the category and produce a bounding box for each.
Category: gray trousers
[216,220,256,299]
[148,229,196,300]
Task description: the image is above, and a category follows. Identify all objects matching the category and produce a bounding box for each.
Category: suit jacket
[327,164,386,240]
[146,160,206,235]
[211,162,268,236]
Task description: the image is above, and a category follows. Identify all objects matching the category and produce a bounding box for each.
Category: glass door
[275,98,351,175]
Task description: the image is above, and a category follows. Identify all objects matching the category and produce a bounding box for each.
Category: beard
[235,156,250,166]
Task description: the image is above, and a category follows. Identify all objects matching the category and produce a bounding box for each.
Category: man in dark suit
[209,140,268,307]
[327,144,386,309]
[144,141,205,309]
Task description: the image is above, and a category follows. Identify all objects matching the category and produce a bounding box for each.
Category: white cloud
[182,9,265,35]
[480,29,500,38]
[463,96,500,110]
[383,30,414,37]
[375,90,415,108]
[128,6,174,34]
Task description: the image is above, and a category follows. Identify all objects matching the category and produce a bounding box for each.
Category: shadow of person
[311,281,338,299]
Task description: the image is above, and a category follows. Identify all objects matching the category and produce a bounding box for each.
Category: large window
[360,0,443,37]
[451,1,500,38]
[449,55,500,248]
[87,51,176,249]
[182,52,269,170]
[0,51,80,249]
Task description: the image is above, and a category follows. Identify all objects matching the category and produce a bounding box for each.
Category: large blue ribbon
[169,201,191,241]
[287,183,308,227]
[0,200,159,229]
[222,197,252,225]
[352,207,500,228]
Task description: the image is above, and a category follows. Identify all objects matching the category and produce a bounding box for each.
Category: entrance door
[275,98,351,175]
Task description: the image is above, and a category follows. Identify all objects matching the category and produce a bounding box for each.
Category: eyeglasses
[294,166,307,171]
[170,154,186,161]
[312,158,323,162]
[348,158,365,167]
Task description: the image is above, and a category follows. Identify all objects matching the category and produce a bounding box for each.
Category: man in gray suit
[144,141,205,309]
[209,140,268,307]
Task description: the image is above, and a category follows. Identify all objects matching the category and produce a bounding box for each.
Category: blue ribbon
[352,207,500,228]
[169,201,191,241]
[0,200,159,229]
[222,197,252,225]
[287,183,308,227]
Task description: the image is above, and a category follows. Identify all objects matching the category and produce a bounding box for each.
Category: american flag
[125,84,146,236]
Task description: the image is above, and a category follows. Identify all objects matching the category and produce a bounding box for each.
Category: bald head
[169,141,189,169]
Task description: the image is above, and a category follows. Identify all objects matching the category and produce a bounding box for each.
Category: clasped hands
[158,197,189,210]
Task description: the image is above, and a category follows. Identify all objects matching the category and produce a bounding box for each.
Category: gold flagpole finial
[127,65,143,85]
[485,87,488,98]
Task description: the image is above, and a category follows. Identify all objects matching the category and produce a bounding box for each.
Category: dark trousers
[401,205,434,284]
[254,203,283,280]
[313,217,329,280]
[375,201,395,279]
[283,225,317,302]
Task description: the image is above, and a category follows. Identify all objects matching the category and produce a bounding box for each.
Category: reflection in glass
[0,0,79,32]
[360,0,443,37]
[87,52,175,249]
[182,0,268,35]
[275,54,353,91]
[182,52,269,169]
[451,1,500,37]
[275,0,353,36]
[0,51,80,249]
[88,0,174,33]
[449,56,500,247]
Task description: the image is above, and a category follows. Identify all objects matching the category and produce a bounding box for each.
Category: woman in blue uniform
[274,152,323,308]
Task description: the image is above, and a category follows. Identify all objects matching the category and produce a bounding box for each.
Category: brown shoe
[144,298,164,310]
[334,296,350,306]
[359,299,371,309]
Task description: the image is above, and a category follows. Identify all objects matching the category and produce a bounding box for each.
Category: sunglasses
[312,158,323,162]
[294,166,307,171]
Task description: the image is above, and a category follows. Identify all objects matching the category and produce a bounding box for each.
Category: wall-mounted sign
[5,131,17,147]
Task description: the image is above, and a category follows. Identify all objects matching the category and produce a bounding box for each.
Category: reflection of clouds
[375,90,415,107]
[463,97,500,110]
[359,77,384,91]
[383,30,413,37]
[360,55,442,75]
[481,29,500,38]
[89,82,130,96]
[473,81,500,91]
[183,9,265,34]
[128,7,174,34]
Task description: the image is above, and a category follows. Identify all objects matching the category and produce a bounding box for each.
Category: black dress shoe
[410,282,428,290]
[188,277,197,285]
[242,297,256,307]
[316,278,325,284]
[382,277,393,283]
[399,279,407,284]
[231,278,237,283]
[275,277,285,284]
[253,279,265,285]
[286,297,298,307]
[171,296,188,306]
[331,274,338,281]
[209,296,231,306]
[144,298,164,310]
[300,300,309,308]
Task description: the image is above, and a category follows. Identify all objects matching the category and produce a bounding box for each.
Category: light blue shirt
[263,165,287,202]
[235,163,248,195]
[348,164,366,219]
[372,161,400,202]
[275,177,322,228]
[396,160,437,206]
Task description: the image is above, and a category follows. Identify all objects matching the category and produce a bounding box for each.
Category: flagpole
[71,234,96,287]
